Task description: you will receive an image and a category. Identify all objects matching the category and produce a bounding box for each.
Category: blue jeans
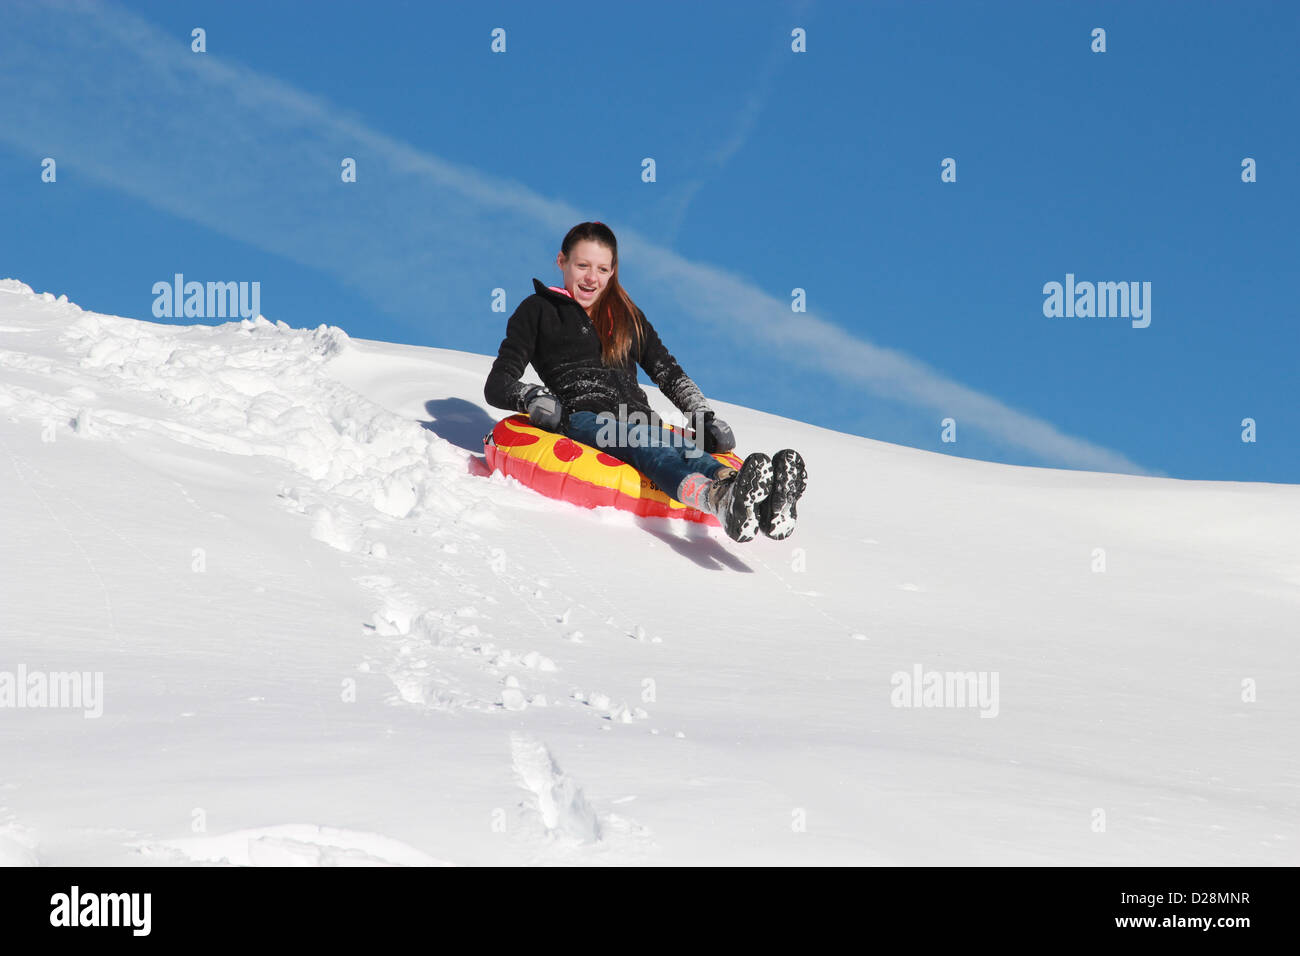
[562,410,727,499]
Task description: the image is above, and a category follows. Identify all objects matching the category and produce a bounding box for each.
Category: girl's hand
[702,410,736,453]
[522,385,564,432]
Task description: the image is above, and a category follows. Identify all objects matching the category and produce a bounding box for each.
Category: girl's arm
[635,311,713,418]
[484,297,541,412]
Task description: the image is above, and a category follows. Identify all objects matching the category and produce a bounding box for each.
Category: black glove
[520,384,564,432]
[700,410,735,453]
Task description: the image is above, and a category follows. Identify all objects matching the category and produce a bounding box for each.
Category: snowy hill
[1,279,1296,866]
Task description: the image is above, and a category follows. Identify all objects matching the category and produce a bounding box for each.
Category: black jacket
[484,278,712,426]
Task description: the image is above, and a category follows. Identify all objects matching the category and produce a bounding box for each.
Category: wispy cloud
[660,7,806,244]
[0,0,1148,475]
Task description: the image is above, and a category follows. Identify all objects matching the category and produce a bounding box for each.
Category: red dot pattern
[493,418,539,447]
[552,438,583,462]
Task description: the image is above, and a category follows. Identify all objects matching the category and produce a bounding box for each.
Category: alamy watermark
[152,273,260,319]
[1043,273,1151,328]
[0,664,103,718]
[50,886,150,936]
[593,405,710,459]
[890,663,999,718]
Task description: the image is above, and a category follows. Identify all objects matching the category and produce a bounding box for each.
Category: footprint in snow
[501,677,528,712]
[628,624,661,644]
[571,690,647,724]
[509,734,601,844]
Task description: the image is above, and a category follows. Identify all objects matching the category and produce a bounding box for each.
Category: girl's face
[557,240,613,312]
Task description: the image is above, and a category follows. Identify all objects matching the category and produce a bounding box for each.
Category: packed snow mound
[45,303,467,520]
[1,280,1296,866]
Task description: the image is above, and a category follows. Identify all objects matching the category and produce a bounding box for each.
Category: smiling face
[557,239,614,314]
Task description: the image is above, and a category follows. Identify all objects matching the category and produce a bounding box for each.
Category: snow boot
[759,449,806,540]
[676,466,735,514]
[706,452,773,542]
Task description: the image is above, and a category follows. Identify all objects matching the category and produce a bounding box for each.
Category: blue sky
[1,0,1295,482]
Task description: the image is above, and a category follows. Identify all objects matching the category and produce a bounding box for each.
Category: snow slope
[0,279,1296,866]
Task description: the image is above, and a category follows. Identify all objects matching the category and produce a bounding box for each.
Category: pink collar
[548,285,573,298]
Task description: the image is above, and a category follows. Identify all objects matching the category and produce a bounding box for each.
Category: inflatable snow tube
[483,414,744,525]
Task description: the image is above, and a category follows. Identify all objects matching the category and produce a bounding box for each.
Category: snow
[0,280,1296,866]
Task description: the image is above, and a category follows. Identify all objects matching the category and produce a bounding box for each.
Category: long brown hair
[560,221,643,367]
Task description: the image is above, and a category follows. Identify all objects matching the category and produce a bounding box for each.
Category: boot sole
[762,449,806,540]
[725,453,773,543]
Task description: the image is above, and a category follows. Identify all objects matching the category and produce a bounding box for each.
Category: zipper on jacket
[535,279,600,336]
